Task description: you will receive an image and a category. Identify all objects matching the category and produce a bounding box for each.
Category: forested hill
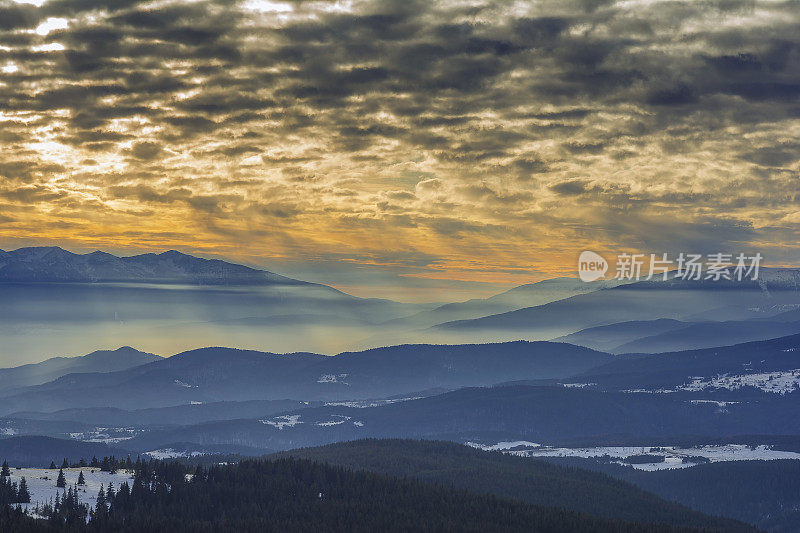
[0,456,721,533]
[271,439,753,531]
[541,457,800,532]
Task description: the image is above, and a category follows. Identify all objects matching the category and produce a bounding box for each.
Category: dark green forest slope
[0,456,731,533]
[272,439,753,531]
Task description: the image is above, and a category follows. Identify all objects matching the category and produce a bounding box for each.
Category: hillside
[272,439,751,530]
[0,342,612,413]
[0,347,161,393]
[391,277,623,327]
[577,332,800,390]
[0,455,719,532]
[544,457,800,532]
[434,272,800,341]
[122,384,800,451]
[0,436,132,467]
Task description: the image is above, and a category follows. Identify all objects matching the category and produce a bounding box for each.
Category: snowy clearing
[5,468,133,513]
[145,449,205,460]
[679,370,800,394]
[260,414,303,429]
[466,443,800,470]
[317,374,349,385]
[324,397,421,408]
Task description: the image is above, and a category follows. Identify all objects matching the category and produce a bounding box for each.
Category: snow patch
[5,468,133,513]
[317,374,349,385]
[468,442,800,470]
[316,415,351,427]
[688,399,739,407]
[67,427,139,443]
[145,449,204,460]
[324,397,421,408]
[260,414,303,429]
[679,369,800,394]
[466,441,541,451]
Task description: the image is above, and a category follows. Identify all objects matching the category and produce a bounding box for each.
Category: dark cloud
[2,0,800,291]
[741,144,800,167]
[564,142,606,155]
[550,179,591,196]
[129,141,163,160]
[0,1,42,30]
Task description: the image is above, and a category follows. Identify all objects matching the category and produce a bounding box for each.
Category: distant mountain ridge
[576,331,800,390]
[390,277,626,327]
[0,347,161,392]
[0,246,308,286]
[552,317,800,354]
[0,341,612,414]
[123,383,800,452]
[433,269,800,339]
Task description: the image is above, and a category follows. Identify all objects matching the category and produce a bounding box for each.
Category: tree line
[0,455,709,532]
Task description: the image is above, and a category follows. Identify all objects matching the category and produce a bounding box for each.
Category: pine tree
[77,471,86,485]
[0,461,9,477]
[95,485,107,517]
[17,477,30,504]
[61,458,69,469]
[56,469,66,488]
[49,461,57,470]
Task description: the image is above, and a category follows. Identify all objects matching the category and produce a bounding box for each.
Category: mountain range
[8,246,800,362]
[0,246,306,285]
[433,270,800,343]
[553,315,800,354]
[0,341,610,415]
[0,333,797,453]
[1,246,800,532]
[0,347,161,393]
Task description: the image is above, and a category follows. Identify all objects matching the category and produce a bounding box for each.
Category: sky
[0,0,799,302]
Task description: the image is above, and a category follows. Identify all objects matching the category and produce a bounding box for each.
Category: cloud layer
[1,0,799,299]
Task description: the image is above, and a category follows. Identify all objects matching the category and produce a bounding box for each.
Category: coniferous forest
[0,454,754,533]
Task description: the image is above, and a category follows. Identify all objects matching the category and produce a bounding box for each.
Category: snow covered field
[260,414,303,429]
[5,468,133,512]
[621,369,800,395]
[144,449,205,460]
[324,397,422,408]
[466,442,800,470]
[679,369,800,394]
[67,427,141,444]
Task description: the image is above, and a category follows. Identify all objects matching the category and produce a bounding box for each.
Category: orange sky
[1,0,799,301]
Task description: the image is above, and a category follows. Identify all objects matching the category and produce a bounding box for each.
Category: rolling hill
[552,317,800,354]
[0,347,160,393]
[272,439,753,531]
[0,342,612,414]
[434,271,800,342]
[122,384,800,452]
[576,332,800,391]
